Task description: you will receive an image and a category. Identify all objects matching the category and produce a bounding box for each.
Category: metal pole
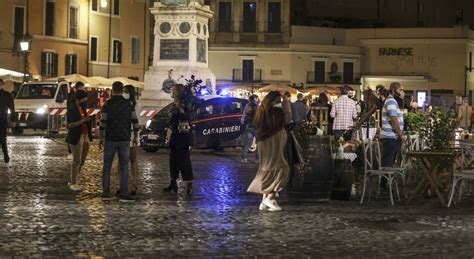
[107,0,112,78]
[23,52,27,83]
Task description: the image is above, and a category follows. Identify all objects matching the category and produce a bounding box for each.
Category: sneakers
[5,162,12,168]
[68,184,82,191]
[262,198,282,211]
[67,153,73,160]
[119,195,136,203]
[259,202,269,211]
[239,158,248,164]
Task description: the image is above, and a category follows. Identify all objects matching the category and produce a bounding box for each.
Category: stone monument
[141,0,216,109]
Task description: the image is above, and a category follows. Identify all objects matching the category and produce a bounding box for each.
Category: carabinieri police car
[140,96,249,152]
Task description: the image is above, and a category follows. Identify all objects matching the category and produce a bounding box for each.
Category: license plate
[19,123,27,127]
[147,134,158,140]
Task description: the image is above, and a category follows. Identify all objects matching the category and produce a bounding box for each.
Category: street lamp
[19,35,31,83]
[101,0,108,8]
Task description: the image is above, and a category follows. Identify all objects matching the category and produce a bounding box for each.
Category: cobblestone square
[0,136,474,257]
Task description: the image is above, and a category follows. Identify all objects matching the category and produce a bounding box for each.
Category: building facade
[207,1,474,108]
[0,0,151,92]
[292,0,472,29]
[88,0,152,81]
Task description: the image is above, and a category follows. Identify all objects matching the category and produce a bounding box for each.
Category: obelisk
[141,0,216,109]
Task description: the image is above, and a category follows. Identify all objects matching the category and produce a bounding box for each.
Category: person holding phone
[66,90,93,191]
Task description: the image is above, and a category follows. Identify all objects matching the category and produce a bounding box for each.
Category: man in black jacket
[0,79,16,168]
[99,82,139,202]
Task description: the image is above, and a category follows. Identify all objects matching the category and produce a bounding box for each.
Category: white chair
[448,143,474,207]
[360,139,403,205]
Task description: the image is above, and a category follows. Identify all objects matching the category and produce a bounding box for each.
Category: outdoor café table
[406,150,457,206]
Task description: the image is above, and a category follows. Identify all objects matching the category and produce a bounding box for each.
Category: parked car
[140,96,250,152]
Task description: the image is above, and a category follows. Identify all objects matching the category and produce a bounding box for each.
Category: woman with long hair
[163,84,194,194]
[124,85,140,195]
[247,91,289,211]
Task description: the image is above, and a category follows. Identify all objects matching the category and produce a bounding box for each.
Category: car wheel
[143,147,159,153]
[12,127,23,135]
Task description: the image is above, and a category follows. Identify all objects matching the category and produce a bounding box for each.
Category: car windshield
[16,84,58,99]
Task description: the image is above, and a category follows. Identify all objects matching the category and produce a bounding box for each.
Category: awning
[0,68,25,83]
[53,74,144,89]
[258,84,298,94]
[363,75,429,82]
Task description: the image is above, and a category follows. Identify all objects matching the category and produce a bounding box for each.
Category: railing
[215,22,286,33]
[232,69,262,82]
[306,72,362,84]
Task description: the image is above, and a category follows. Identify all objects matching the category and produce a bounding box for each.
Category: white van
[13,80,69,133]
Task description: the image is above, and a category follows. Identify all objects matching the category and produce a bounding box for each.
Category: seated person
[41,88,52,97]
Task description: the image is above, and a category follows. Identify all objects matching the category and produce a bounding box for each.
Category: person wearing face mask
[380,82,406,168]
[123,85,141,195]
[0,79,16,168]
[66,90,93,191]
[248,91,289,211]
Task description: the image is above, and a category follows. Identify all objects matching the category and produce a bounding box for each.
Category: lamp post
[19,35,31,83]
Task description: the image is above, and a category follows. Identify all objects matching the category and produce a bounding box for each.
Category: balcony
[232,69,262,82]
[306,72,362,85]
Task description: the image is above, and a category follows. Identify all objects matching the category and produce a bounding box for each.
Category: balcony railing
[306,72,361,85]
[216,22,285,33]
[233,69,262,82]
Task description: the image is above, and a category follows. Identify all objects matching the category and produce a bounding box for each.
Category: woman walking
[66,90,93,191]
[163,84,194,195]
[247,91,289,211]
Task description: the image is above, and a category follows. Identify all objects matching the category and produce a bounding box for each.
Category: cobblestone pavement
[1,136,474,257]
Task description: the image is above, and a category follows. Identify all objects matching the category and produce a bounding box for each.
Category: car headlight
[36,105,48,115]
[145,119,152,129]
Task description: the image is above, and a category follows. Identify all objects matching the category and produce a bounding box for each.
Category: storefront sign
[160,39,189,60]
[379,48,413,56]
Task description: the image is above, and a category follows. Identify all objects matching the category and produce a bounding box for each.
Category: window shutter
[53,53,59,77]
[41,52,46,76]
[72,54,77,74]
[118,41,122,63]
[65,55,70,75]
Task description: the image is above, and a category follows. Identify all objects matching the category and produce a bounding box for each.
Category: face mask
[274,103,282,108]
[123,93,130,100]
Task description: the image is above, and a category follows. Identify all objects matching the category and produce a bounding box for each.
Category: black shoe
[119,195,136,203]
[116,189,121,196]
[163,180,178,193]
[186,182,193,195]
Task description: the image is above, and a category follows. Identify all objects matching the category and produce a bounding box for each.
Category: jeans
[242,127,259,160]
[102,141,130,196]
[70,135,90,185]
[380,138,400,167]
[334,130,352,141]
[0,121,9,163]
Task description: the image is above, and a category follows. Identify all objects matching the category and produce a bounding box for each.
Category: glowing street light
[101,0,108,8]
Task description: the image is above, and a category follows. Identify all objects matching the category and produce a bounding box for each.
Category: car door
[192,99,225,148]
[218,98,246,145]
